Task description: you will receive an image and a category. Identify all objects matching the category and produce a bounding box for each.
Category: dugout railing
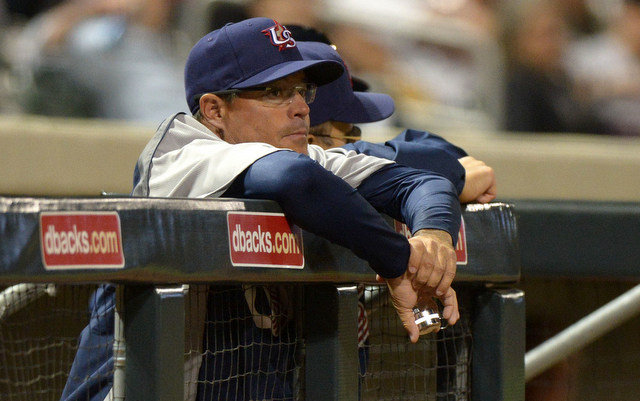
[514,200,640,385]
[0,196,523,401]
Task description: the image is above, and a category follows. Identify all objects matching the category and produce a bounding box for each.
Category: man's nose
[290,92,310,117]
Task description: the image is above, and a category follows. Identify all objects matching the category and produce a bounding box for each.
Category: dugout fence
[0,196,522,401]
[514,200,640,399]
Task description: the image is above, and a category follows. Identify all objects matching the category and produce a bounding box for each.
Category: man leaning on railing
[61,17,498,401]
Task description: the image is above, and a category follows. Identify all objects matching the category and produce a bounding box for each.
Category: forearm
[344,133,466,195]
[357,164,461,245]
[222,151,410,278]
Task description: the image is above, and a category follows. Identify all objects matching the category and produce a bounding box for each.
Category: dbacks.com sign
[394,217,468,265]
[227,212,304,268]
[40,212,125,269]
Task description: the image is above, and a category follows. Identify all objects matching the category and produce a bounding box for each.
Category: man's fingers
[402,231,459,339]
[477,193,495,203]
[398,306,420,343]
[458,156,497,204]
[412,248,434,290]
[439,288,460,325]
[386,276,420,343]
[431,253,456,296]
[477,181,497,203]
[420,239,456,295]
[407,240,424,275]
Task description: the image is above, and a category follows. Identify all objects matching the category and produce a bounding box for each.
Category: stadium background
[1,0,640,400]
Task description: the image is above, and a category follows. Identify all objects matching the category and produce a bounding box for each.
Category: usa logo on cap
[262,21,296,51]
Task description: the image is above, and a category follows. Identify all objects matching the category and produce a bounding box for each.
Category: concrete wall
[365,125,640,202]
[0,115,154,196]
[2,114,640,201]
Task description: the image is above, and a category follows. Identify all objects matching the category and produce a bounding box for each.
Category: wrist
[413,229,453,245]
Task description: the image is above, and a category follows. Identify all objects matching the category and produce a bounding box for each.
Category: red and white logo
[227,212,304,268]
[456,218,468,265]
[393,217,468,265]
[40,212,125,270]
[262,20,296,51]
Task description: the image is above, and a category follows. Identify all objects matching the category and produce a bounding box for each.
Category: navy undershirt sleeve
[390,129,467,156]
[222,150,410,279]
[343,129,467,195]
[357,164,461,245]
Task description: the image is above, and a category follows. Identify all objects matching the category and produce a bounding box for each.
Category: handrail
[514,199,640,279]
[525,283,640,381]
[0,196,519,285]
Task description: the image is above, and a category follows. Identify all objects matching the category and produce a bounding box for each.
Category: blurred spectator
[6,0,188,123]
[565,0,640,136]
[557,0,602,35]
[204,0,250,32]
[199,0,502,130]
[2,0,63,21]
[247,0,320,28]
[322,0,502,130]
[502,0,604,133]
[286,24,369,92]
[201,0,322,34]
[0,0,69,114]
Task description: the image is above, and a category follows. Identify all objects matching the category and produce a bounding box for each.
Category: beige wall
[2,114,640,201]
[365,126,640,202]
[0,115,154,196]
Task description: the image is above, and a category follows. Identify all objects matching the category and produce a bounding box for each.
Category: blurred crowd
[1,0,640,135]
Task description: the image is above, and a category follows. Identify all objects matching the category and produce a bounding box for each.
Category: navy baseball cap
[297,41,395,126]
[286,24,369,92]
[185,17,344,113]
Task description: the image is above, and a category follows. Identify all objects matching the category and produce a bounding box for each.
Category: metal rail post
[304,284,359,401]
[124,285,185,401]
[472,288,525,401]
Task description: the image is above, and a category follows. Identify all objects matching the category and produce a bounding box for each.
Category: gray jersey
[132,113,395,198]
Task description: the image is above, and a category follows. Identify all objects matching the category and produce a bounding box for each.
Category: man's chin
[281,135,309,154]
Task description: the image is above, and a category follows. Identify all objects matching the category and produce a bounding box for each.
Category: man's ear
[199,94,226,134]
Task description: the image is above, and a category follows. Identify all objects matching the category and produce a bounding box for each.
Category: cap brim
[332,91,395,124]
[232,59,343,89]
[351,76,369,92]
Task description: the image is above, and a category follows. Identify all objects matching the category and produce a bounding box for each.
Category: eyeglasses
[310,125,362,144]
[199,83,317,107]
